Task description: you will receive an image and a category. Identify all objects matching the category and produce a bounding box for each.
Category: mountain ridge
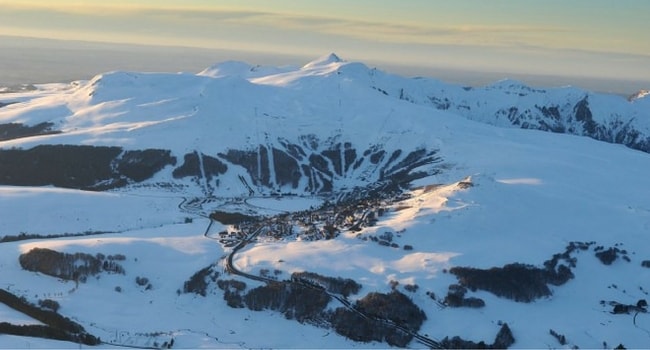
[1,54,648,196]
[2,55,650,348]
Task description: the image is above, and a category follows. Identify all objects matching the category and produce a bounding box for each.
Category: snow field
[0,54,649,348]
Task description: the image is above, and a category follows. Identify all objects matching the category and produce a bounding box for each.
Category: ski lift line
[377,108,393,138]
[99,340,158,349]
[238,175,255,196]
[267,139,278,189]
[253,106,262,187]
[358,109,394,180]
[196,150,210,196]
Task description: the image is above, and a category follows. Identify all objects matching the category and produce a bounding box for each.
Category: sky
[0,0,648,91]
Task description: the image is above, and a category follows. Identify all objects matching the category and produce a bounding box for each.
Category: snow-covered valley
[1,54,649,348]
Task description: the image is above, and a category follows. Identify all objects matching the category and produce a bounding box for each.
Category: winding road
[205,210,443,349]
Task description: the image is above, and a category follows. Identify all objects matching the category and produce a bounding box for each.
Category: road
[212,217,443,349]
[224,225,269,284]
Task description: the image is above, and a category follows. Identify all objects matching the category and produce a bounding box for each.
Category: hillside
[1,55,649,348]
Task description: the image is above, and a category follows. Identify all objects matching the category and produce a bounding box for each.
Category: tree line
[0,289,100,345]
[19,248,126,282]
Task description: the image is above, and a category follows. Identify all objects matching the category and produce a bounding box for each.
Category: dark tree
[38,299,60,313]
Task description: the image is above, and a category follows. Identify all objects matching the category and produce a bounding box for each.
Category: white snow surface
[0,55,650,348]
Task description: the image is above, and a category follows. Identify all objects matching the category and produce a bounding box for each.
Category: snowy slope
[0,56,449,197]
[1,54,648,197]
[1,54,650,348]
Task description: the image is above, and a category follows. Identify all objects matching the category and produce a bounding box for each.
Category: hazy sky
[1,0,648,86]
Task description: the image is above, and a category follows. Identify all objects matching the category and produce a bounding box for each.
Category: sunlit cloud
[0,1,648,83]
[0,2,572,50]
[226,10,572,49]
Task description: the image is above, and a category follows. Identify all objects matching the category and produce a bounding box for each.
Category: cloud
[231,11,569,48]
[0,1,569,49]
[3,1,647,82]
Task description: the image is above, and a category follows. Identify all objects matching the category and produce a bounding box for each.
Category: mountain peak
[302,53,344,69]
[628,89,649,101]
[489,78,529,89]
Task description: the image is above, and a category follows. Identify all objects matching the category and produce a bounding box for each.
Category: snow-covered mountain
[1,53,648,197]
[1,54,650,349]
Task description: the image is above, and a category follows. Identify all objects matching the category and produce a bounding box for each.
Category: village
[215,184,410,247]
